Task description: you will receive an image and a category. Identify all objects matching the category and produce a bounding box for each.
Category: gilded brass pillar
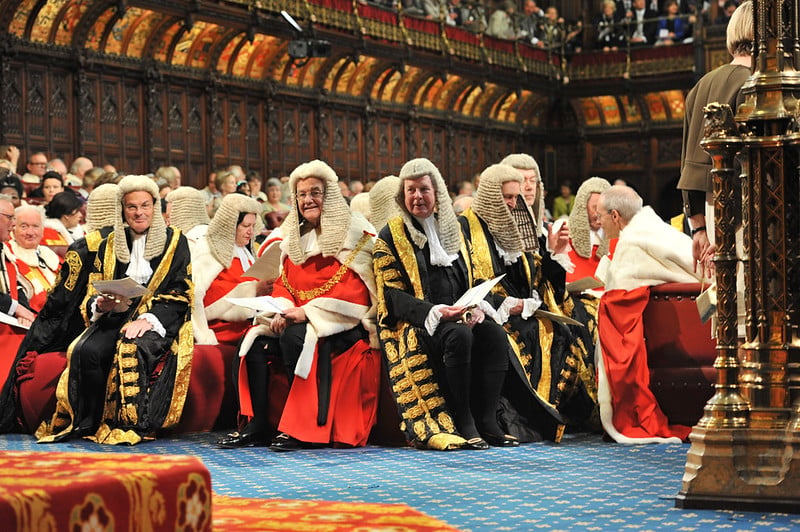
[676,0,800,512]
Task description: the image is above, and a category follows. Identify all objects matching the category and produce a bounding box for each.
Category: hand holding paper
[453,275,505,308]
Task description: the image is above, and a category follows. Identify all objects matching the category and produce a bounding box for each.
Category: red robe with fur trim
[596,207,698,443]
[0,248,26,386]
[272,253,379,446]
[203,259,256,344]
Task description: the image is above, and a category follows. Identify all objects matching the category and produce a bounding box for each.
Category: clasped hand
[269,306,306,334]
[96,294,132,313]
[439,305,484,328]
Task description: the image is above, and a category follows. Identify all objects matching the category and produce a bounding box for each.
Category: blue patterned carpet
[1,431,797,531]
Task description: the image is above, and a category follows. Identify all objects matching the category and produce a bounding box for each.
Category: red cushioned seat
[642,282,716,427]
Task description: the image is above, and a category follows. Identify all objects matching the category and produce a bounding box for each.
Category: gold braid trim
[62,250,82,292]
[281,232,371,302]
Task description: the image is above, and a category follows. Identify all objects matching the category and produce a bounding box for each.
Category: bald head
[598,185,643,239]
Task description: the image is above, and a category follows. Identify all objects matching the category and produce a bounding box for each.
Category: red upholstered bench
[642,282,717,427]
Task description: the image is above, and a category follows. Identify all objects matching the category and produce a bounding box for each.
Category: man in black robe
[374,158,520,450]
[36,175,193,444]
[0,184,119,433]
[459,164,597,436]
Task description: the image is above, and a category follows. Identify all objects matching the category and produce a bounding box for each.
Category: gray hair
[599,185,642,223]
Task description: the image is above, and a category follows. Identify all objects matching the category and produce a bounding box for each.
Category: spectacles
[296,189,324,201]
[28,162,46,167]
[0,212,14,222]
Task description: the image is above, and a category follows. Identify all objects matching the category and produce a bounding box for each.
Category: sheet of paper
[226,296,292,314]
[243,242,282,281]
[0,310,29,330]
[534,309,584,327]
[453,275,505,308]
[92,277,150,299]
[566,276,604,293]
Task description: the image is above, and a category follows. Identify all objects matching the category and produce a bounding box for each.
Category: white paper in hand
[453,275,505,308]
[0,310,29,330]
[92,277,150,299]
[226,296,292,314]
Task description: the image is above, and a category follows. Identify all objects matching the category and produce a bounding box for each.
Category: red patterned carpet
[0,450,456,531]
[213,496,458,531]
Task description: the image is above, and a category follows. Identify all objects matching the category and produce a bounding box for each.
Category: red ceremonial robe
[203,258,256,344]
[273,254,379,447]
[0,251,25,386]
[565,243,601,283]
[598,286,691,442]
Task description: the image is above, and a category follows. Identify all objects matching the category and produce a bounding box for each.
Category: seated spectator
[8,206,59,311]
[0,170,24,208]
[0,194,36,355]
[517,0,545,45]
[209,169,237,218]
[31,171,65,208]
[486,0,518,40]
[446,0,468,26]
[594,185,699,443]
[21,152,48,189]
[42,191,84,258]
[261,177,290,229]
[552,180,575,219]
[374,158,518,450]
[36,175,192,445]
[714,0,737,25]
[0,184,119,434]
[594,0,625,51]
[247,171,268,203]
[537,6,583,53]
[624,0,659,46]
[0,145,20,174]
[192,194,263,346]
[656,0,690,45]
[165,186,211,250]
[462,0,487,32]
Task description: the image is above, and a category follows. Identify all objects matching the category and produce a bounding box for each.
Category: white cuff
[521,293,543,319]
[477,300,501,324]
[90,298,103,323]
[7,299,18,316]
[139,313,167,337]
[425,305,445,335]
[497,297,518,324]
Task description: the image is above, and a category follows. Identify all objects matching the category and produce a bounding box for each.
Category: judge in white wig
[221,160,380,451]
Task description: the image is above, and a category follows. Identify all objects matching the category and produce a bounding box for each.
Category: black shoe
[461,437,490,450]
[482,433,520,447]
[268,432,304,452]
[217,431,270,448]
[72,419,96,438]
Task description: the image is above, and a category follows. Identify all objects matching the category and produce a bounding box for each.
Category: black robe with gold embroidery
[36,226,193,445]
[374,217,565,449]
[0,227,112,433]
[460,210,598,430]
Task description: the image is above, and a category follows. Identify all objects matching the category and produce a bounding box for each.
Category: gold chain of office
[280,232,371,301]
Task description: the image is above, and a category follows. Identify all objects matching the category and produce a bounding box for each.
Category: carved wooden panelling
[149,84,167,155]
[101,81,120,147]
[168,91,184,152]
[3,64,23,138]
[246,102,260,164]
[589,140,643,169]
[122,83,142,173]
[278,105,315,172]
[656,136,682,169]
[325,111,362,179]
[50,73,70,143]
[227,99,243,160]
[26,70,46,140]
